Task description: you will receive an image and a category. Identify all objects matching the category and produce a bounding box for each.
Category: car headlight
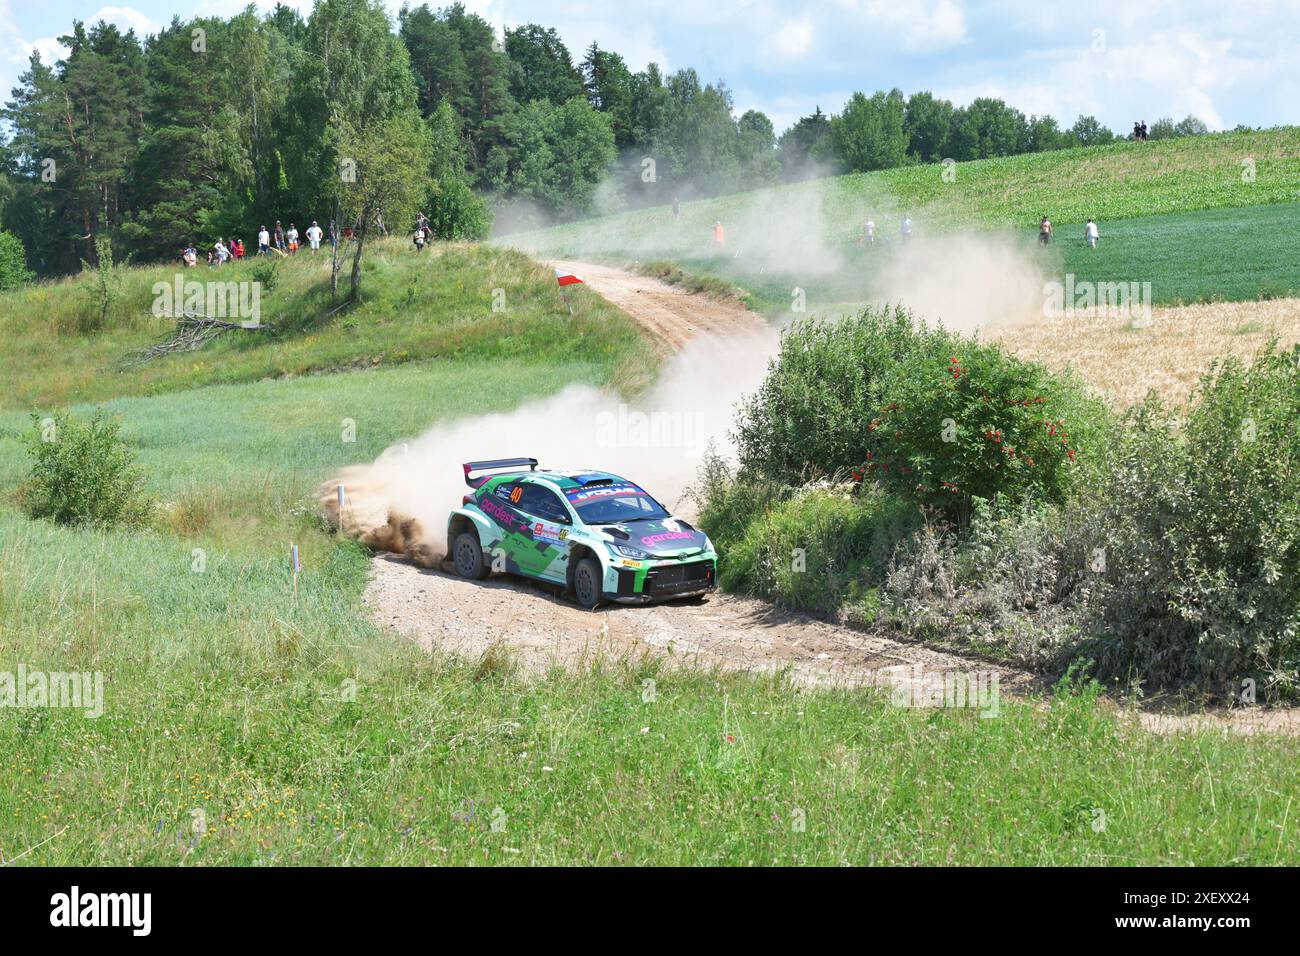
[610,543,650,559]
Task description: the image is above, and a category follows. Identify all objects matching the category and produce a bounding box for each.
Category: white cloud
[85,6,163,38]
[762,16,815,60]
[861,0,967,51]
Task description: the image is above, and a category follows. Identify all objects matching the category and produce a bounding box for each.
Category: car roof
[516,470,632,491]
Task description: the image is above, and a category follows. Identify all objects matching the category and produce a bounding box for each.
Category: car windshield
[565,484,670,525]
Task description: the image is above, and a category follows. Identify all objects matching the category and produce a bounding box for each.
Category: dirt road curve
[361,261,1297,733]
[363,260,1035,699]
[548,258,763,349]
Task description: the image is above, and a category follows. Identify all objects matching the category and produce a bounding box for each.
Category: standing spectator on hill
[274,221,285,252]
[182,243,197,268]
[863,217,876,245]
[713,220,725,249]
[214,238,229,265]
[1038,216,1053,246]
[900,214,913,243]
[306,221,323,254]
[287,223,299,254]
[257,226,271,256]
[1085,218,1100,249]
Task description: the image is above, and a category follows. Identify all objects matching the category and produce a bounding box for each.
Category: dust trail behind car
[319,284,776,564]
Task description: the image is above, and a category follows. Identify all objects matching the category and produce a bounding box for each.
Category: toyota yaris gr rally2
[446,458,717,608]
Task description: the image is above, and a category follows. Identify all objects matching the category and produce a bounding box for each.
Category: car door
[511,480,574,582]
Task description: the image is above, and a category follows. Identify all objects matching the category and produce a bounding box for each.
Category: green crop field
[510,127,1300,315]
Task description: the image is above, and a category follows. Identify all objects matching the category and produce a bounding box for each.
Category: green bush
[695,449,917,615]
[722,487,916,615]
[862,338,1112,523]
[22,409,154,528]
[0,229,33,290]
[1081,344,1300,698]
[734,306,952,484]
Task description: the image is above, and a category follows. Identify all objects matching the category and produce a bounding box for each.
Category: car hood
[597,520,712,558]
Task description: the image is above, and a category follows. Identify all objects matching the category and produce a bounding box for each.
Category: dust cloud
[319,326,780,564]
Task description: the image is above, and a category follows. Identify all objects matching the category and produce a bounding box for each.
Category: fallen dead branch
[121,312,276,368]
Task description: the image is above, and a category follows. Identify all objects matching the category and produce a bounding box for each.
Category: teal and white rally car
[446,458,717,608]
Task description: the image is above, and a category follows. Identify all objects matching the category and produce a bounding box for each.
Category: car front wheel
[573,557,604,609]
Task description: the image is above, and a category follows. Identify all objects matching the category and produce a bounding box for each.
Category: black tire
[573,557,604,610]
[452,532,490,581]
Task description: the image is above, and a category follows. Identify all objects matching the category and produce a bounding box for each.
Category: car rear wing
[463,458,539,489]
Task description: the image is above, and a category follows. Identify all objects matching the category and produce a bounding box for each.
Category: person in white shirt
[287,224,299,253]
[214,239,229,264]
[864,218,875,244]
[900,214,913,243]
[258,226,271,256]
[306,221,323,253]
[1085,218,1100,249]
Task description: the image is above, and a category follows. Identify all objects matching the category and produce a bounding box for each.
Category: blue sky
[4,1,1299,135]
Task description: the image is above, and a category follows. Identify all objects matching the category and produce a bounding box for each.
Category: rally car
[446,458,717,608]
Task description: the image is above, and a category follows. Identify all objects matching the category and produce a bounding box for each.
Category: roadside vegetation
[696,306,1300,703]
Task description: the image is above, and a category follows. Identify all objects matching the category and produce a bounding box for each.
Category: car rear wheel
[452,532,490,581]
[573,557,604,609]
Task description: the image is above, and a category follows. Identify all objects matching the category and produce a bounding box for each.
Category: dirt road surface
[548,258,763,349]
[366,554,1040,699]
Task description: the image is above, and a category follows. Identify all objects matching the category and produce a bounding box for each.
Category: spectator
[274,221,285,252]
[182,244,197,268]
[1038,216,1053,246]
[306,220,323,254]
[258,225,271,256]
[287,223,299,254]
[1085,217,1100,249]
[713,220,725,248]
[901,214,913,243]
[863,217,876,245]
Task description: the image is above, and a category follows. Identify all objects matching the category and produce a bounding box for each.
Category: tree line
[0,0,1223,281]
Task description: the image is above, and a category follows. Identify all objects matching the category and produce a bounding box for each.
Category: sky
[3,0,1299,136]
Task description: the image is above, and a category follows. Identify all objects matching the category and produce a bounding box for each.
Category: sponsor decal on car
[565,484,645,502]
[480,497,519,530]
[641,531,695,547]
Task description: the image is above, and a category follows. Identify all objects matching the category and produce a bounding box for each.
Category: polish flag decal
[555,268,584,287]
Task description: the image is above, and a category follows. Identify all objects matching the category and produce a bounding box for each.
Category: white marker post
[337,483,346,535]
[291,543,301,605]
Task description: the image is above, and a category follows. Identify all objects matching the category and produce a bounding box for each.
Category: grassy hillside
[0,241,657,410]
[509,127,1300,313]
